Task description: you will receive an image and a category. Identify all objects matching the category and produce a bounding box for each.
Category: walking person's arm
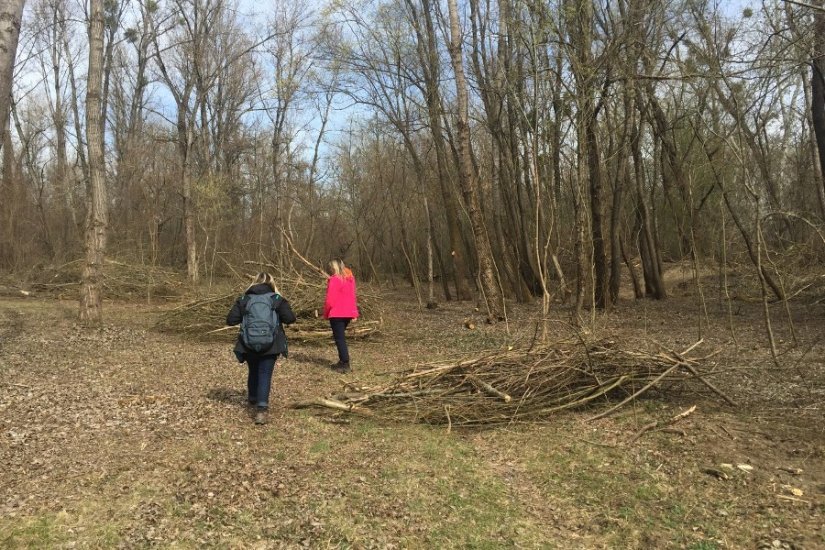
[226,297,244,326]
[276,298,296,325]
[323,277,338,319]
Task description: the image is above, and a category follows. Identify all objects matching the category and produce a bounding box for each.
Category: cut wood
[467,374,512,402]
[289,398,373,416]
[627,405,697,444]
[293,338,725,427]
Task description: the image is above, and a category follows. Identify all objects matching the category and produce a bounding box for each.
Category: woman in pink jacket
[323,259,359,373]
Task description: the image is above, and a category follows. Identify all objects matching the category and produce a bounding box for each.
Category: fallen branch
[205,326,236,334]
[289,397,373,416]
[588,364,680,422]
[467,374,512,402]
[628,405,697,445]
[679,363,737,406]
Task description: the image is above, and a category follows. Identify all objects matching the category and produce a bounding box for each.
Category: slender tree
[446,0,504,321]
[812,4,825,196]
[0,0,26,159]
[78,0,108,324]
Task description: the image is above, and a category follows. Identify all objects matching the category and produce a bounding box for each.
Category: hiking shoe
[254,408,268,425]
[331,361,351,374]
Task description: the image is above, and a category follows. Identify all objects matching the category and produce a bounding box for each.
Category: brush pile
[292,338,730,425]
[3,259,187,300]
[155,272,382,342]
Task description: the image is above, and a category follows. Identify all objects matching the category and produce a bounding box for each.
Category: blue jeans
[329,318,351,363]
[247,355,276,409]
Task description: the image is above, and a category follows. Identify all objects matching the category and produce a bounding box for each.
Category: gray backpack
[240,293,280,353]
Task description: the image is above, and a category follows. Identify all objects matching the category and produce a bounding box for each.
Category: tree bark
[446,0,504,321]
[0,0,25,159]
[812,8,825,202]
[79,0,109,325]
[406,0,472,300]
[632,102,666,299]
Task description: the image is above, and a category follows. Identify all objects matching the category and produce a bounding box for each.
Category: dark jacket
[226,283,296,361]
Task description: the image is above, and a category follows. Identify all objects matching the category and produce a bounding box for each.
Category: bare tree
[812,5,825,199]
[0,0,26,159]
[446,0,504,321]
[78,0,108,324]
[405,0,473,300]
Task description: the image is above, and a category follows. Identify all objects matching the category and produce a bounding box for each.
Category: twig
[628,421,659,444]
[588,364,679,422]
[467,374,512,402]
[680,363,738,406]
[628,405,697,445]
[776,494,811,504]
[780,0,825,13]
[665,341,737,406]
[205,326,236,334]
[289,398,373,416]
[279,227,328,278]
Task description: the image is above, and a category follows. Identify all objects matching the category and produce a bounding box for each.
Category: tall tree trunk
[632,104,666,299]
[406,0,472,300]
[0,0,26,160]
[79,0,108,325]
[812,8,825,202]
[568,0,609,309]
[446,0,504,321]
[51,2,76,250]
[586,114,608,308]
[180,118,198,283]
[608,94,632,305]
[803,69,825,217]
[1,127,17,267]
[63,25,89,182]
[0,0,24,268]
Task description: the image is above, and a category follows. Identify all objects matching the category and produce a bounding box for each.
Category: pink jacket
[323,274,359,319]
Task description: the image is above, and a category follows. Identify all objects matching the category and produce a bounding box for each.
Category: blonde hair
[328,259,355,280]
[328,259,346,277]
[247,272,280,294]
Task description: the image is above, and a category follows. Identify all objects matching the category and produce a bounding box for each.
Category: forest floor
[1,276,824,549]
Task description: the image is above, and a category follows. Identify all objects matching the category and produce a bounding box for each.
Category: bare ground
[1,286,824,549]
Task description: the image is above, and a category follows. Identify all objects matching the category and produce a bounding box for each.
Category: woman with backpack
[323,259,359,374]
[226,272,296,425]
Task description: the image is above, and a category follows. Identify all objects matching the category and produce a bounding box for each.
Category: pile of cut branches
[155,271,382,342]
[292,339,732,425]
[10,259,187,300]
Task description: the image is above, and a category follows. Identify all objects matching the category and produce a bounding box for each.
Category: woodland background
[0,0,824,323]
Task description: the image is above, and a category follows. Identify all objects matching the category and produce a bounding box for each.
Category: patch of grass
[510,427,703,547]
[320,425,545,547]
[191,446,213,462]
[0,507,124,548]
[309,439,331,454]
[0,515,63,547]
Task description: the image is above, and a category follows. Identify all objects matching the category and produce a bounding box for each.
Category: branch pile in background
[0,259,187,300]
[292,339,730,425]
[154,269,382,342]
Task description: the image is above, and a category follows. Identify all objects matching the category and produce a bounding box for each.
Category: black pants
[329,318,351,363]
[247,355,277,408]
